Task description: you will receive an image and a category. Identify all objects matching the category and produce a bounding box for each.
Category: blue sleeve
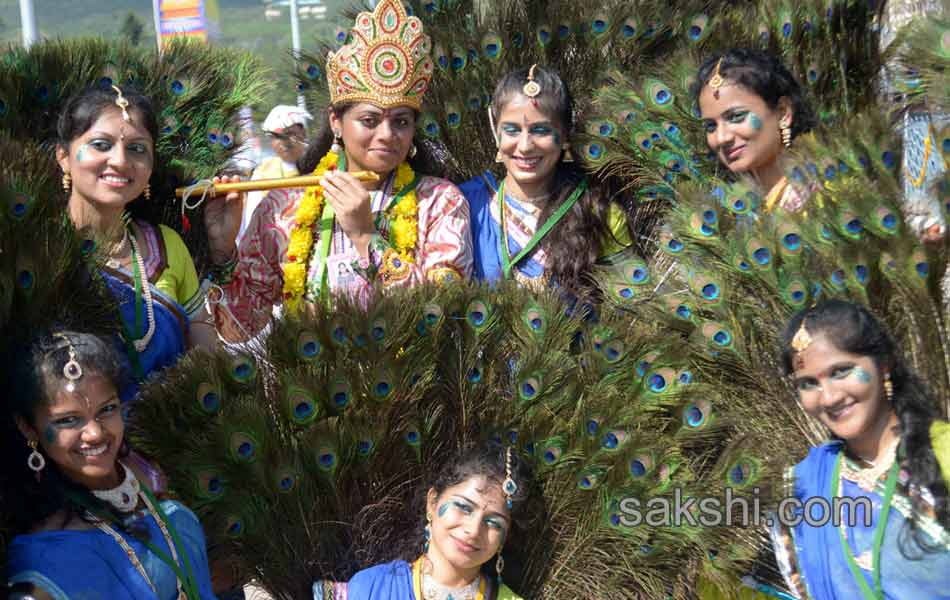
[346,561,414,600]
[6,532,143,599]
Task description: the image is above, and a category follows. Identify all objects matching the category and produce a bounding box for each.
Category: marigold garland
[282,149,420,311]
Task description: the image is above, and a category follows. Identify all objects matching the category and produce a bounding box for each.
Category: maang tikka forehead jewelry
[523,64,542,99]
[501,445,517,510]
[111,85,131,122]
[791,317,813,370]
[52,332,84,393]
[709,57,725,99]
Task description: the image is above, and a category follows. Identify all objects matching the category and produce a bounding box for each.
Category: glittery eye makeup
[724,109,749,124]
[852,367,873,384]
[528,125,554,136]
[501,123,521,136]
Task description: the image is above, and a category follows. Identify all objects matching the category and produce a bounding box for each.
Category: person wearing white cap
[236,105,313,245]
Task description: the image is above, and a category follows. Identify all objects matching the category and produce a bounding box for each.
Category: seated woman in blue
[317,442,530,600]
[771,300,950,599]
[3,331,216,599]
[459,65,633,295]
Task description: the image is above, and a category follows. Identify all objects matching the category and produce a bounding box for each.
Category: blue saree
[460,171,634,287]
[461,172,544,285]
[319,560,522,600]
[775,442,950,599]
[102,268,188,403]
[7,500,217,599]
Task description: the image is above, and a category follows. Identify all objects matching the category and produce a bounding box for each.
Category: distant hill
[0,0,346,107]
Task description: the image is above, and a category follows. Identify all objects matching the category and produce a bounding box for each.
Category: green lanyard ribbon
[830,450,899,600]
[314,154,418,307]
[495,178,588,279]
[69,487,202,599]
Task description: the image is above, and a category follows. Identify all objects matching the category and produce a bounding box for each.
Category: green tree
[119,12,144,46]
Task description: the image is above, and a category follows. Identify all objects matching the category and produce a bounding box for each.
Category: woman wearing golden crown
[203,0,472,341]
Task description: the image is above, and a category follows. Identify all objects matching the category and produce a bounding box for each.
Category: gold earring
[62,172,72,193]
[884,374,894,402]
[423,513,432,553]
[143,183,151,201]
[779,118,792,149]
[561,143,574,163]
[495,149,504,163]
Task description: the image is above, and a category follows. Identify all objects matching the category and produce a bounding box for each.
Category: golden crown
[326,0,433,110]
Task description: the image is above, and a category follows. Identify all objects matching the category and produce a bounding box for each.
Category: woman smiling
[460,65,633,296]
[771,300,950,599]
[316,442,530,600]
[694,48,818,212]
[57,86,215,401]
[3,331,216,599]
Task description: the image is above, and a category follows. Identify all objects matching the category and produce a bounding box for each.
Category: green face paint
[44,425,56,444]
[748,113,763,131]
[853,367,872,384]
[75,144,90,162]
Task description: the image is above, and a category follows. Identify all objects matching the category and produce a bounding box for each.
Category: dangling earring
[27,439,45,476]
[409,143,418,159]
[423,513,432,553]
[779,118,792,149]
[62,172,72,193]
[495,150,504,163]
[884,374,894,402]
[331,131,343,154]
[143,183,151,201]
[561,143,574,163]
[495,551,505,583]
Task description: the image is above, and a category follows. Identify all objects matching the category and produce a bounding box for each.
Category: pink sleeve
[212,189,295,341]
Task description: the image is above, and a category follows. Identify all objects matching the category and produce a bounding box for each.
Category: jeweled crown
[326,0,433,110]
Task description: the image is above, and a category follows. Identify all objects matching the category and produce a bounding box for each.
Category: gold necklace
[89,491,186,599]
[104,229,131,269]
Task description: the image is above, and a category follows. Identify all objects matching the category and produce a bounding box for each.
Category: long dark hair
[297,102,448,179]
[389,441,537,588]
[0,331,133,535]
[56,85,160,225]
[781,300,950,553]
[491,66,627,295]
[692,48,817,141]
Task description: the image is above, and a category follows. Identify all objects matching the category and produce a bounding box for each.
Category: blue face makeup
[853,367,873,384]
[748,113,763,131]
[499,122,557,139]
[437,502,450,518]
[44,425,56,444]
[75,144,89,162]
